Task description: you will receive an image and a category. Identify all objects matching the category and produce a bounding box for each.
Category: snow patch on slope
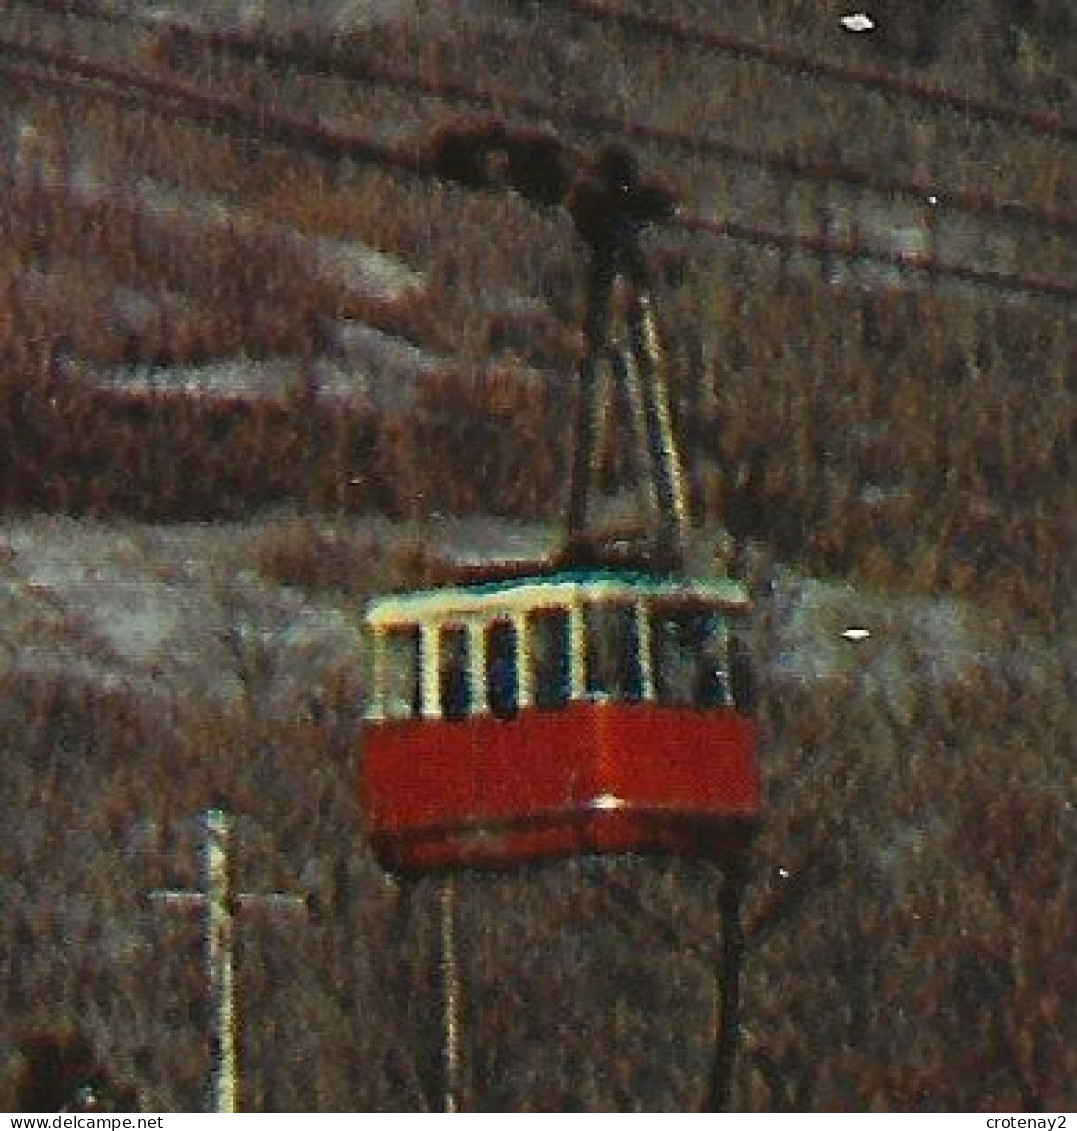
[1,517,1048,721]
[0,518,362,713]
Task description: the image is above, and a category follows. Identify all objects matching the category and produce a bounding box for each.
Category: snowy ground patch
[0,518,363,714]
[764,573,981,687]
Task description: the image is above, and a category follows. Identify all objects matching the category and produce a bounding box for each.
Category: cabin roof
[366,569,751,627]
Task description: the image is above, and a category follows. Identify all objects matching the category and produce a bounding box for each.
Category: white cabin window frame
[635,597,656,701]
[419,622,441,720]
[568,599,586,702]
[513,611,531,709]
[467,620,488,716]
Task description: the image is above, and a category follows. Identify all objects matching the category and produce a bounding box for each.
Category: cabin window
[650,603,731,709]
[485,620,518,720]
[380,626,421,720]
[585,602,643,703]
[529,608,570,710]
[438,625,471,722]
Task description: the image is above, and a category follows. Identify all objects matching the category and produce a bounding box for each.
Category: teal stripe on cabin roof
[366,569,751,626]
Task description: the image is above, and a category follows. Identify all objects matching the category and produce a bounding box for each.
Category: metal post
[149,807,308,1113]
[627,291,689,557]
[705,861,748,1112]
[440,878,463,1113]
[567,241,689,563]
[205,808,237,1114]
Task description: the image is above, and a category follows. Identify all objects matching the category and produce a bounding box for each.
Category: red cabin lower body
[363,703,760,872]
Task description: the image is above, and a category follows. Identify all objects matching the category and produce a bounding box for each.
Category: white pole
[149,807,308,1113]
[440,878,462,1113]
[205,808,237,1114]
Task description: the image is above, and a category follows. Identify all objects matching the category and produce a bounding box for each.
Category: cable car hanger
[365,127,760,1113]
[428,119,691,573]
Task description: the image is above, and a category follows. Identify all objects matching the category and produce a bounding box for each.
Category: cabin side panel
[595,706,760,814]
[364,708,600,835]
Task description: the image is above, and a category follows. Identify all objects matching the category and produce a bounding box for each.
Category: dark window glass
[728,633,757,714]
[381,626,421,719]
[438,626,470,722]
[485,620,518,720]
[585,602,643,703]
[650,603,731,709]
[529,609,570,710]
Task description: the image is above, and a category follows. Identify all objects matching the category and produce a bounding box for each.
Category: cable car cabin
[362,570,760,873]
